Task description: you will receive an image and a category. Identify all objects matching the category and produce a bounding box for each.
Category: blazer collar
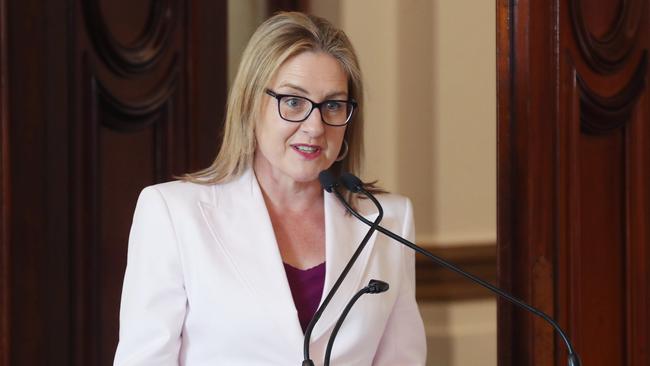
[197,168,379,349]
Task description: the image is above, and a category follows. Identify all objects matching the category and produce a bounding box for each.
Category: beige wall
[227,0,267,85]
[331,1,497,365]
[339,0,496,247]
[430,0,496,246]
[421,300,496,365]
[340,1,401,190]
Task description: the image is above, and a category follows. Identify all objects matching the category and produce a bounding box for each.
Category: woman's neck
[253,165,323,213]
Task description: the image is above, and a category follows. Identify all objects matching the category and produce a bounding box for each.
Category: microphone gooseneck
[302,170,384,366]
[334,173,582,366]
[323,280,389,366]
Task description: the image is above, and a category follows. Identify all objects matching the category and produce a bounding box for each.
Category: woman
[114,12,426,365]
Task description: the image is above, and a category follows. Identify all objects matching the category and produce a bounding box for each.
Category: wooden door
[497,0,649,364]
[0,1,227,365]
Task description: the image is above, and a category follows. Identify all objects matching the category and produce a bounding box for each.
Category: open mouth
[293,145,320,153]
[291,144,322,159]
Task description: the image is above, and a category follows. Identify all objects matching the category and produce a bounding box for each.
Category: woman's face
[254,51,348,185]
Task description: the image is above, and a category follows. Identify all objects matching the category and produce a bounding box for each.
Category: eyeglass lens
[279,96,352,125]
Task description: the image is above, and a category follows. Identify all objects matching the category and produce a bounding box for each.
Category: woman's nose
[300,107,325,136]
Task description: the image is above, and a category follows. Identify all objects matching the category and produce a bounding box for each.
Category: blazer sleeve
[114,187,187,366]
[372,198,427,365]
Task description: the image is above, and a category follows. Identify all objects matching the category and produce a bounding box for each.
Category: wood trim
[499,0,649,363]
[568,0,644,74]
[416,244,497,302]
[0,0,10,362]
[497,0,559,364]
[558,56,581,366]
[625,83,649,366]
[496,0,516,363]
[81,0,176,76]
[579,54,648,135]
[187,0,227,173]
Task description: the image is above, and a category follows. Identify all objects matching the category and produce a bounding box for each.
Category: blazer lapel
[197,168,304,347]
[197,168,381,350]
[310,192,379,342]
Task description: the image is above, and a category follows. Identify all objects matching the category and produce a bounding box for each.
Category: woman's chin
[286,166,329,185]
[287,160,334,182]
[289,172,320,185]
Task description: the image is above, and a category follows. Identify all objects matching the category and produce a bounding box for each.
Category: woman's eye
[283,97,305,109]
[325,101,343,111]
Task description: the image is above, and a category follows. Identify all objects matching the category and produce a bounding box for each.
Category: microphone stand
[301,172,384,366]
[323,280,389,366]
[333,173,582,366]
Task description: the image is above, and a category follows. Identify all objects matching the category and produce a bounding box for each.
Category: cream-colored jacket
[114,168,426,365]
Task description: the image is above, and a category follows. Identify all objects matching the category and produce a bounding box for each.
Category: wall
[338,0,496,247]
[227,0,267,85]
[334,1,497,365]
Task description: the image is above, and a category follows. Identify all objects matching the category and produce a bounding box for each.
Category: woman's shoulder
[356,191,413,218]
[375,191,410,206]
[137,180,215,209]
[143,179,211,195]
[138,172,250,207]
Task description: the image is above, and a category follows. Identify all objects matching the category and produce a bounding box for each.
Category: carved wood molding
[81,0,176,76]
[416,243,497,302]
[96,58,179,132]
[569,0,645,73]
[579,52,647,135]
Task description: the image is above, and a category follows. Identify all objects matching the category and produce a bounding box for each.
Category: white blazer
[114,168,426,366]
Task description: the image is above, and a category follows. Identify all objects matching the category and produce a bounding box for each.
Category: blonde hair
[182,12,366,185]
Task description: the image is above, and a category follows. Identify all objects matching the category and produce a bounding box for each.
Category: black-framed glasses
[265,89,357,126]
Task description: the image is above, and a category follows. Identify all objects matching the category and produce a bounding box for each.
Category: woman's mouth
[291,144,322,160]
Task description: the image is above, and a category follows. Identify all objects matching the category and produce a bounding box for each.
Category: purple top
[283,262,326,333]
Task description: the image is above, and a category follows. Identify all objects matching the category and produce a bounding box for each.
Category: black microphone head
[318,170,338,192]
[340,172,364,193]
[367,279,389,294]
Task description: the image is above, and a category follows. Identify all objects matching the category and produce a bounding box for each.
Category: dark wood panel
[569,0,644,73]
[187,1,228,172]
[415,244,497,302]
[69,2,226,364]
[498,0,649,364]
[0,1,227,365]
[495,0,515,362]
[6,1,68,364]
[98,126,157,362]
[576,130,626,365]
[496,0,558,363]
[560,2,648,363]
[579,0,622,37]
[0,0,10,363]
[626,92,650,366]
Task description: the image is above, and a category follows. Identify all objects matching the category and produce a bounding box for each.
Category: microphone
[339,173,363,192]
[335,172,582,366]
[301,171,384,366]
[318,170,339,192]
[367,279,390,293]
[323,280,389,366]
